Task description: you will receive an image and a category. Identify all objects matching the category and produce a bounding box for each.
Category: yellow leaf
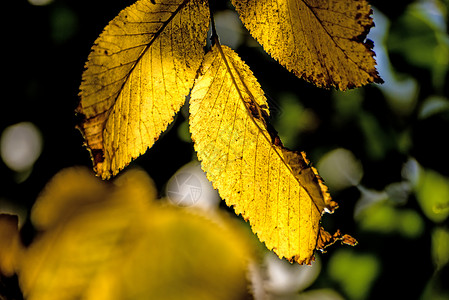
[0,214,23,277]
[77,0,210,179]
[189,44,353,264]
[19,168,154,300]
[86,206,252,300]
[16,168,252,300]
[231,0,383,90]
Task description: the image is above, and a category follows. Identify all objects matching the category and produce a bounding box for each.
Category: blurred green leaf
[358,201,397,234]
[357,200,424,238]
[415,169,449,223]
[422,226,449,300]
[397,209,425,238]
[387,2,449,88]
[328,250,380,300]
[432,227,449,271]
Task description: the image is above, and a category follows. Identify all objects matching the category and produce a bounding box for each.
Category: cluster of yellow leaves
[77,0,378,263]
[0,168,252,300]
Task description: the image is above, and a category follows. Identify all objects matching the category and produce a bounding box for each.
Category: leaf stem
[209,1,219,46]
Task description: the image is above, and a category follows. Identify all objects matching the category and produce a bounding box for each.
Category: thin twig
[209,1,220,46]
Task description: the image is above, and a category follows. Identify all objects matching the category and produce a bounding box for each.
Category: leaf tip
[316,228,358,253]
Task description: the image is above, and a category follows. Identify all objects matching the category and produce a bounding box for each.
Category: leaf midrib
[300,0,374,77]
[103,0,191,126]
[215,43,322,215]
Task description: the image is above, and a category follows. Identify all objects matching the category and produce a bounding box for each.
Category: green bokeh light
[328,250,380,300]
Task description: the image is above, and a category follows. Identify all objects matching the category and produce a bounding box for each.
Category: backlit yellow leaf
[77,0,210,179]
[13,167,251,300]
[231,0,383,90]
[189,44,354,264]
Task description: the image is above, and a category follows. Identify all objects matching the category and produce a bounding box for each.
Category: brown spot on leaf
[91,149,105,164]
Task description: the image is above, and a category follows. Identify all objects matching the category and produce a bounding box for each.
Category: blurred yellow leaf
[231,0,382,90]
[0,214,23,277]
[86,205,251,300]
[7,168,251,300]
[189,44,355,264]
[77,0,210,179]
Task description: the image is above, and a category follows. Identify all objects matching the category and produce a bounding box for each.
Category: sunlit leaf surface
[232,0,383,89]
[77,0,210,179]
[189,44,355,264]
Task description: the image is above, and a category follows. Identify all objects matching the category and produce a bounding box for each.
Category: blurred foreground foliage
[1,168,253,300]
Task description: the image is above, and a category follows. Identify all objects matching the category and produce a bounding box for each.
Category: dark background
[1,0,448,299]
